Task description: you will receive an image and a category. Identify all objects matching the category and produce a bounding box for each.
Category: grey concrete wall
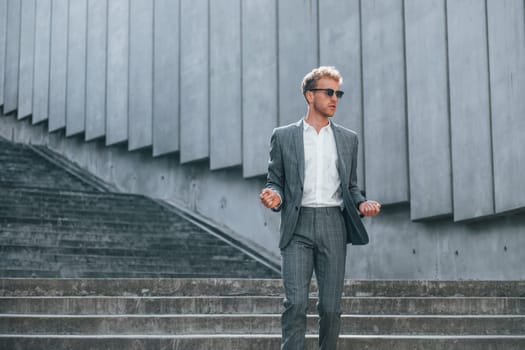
[209,0,242,170]
[319,0,365,190]
[405,0,452,220]
[448,0,494,221]
[32,0,51,124]
[85,0,107,141]
[66,0,87,136]
[128,0,153,151]
[180,0,209,163]
[3,0,21,113]
[106,0,129,145]
[241,0,278,178]
[278,0,318,126]
[351,204,525,280]
[0,0,6,107]
[361,0,409,204]
[486,0,525,214]
[48,0,68,132]
[153,0,180,157]
[1,0,525,279]
[18,0,35,119]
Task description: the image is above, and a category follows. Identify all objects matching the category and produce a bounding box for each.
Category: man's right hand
[260,188,281,209]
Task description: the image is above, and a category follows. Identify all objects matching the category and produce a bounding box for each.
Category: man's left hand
[359,200,381,217]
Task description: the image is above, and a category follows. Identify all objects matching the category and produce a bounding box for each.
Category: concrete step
[0,270,273,279]
[0,260,264,278]
[0,257,271,278]
[0,192,171,219]
[1,278,523,350]
[0,186,145,203]
[0,145,96,192]
[1,314,524,335]
[0,239,249,254]
[0,220,207,237]
[0,208,169,224]
[0,212,173,227]
[0,220,241,248]
[0,160,70,171]
[2,279,524,298]
[0,145,34,155]
[0,219,193,232]
[0,244,248,260]
[0,179,95,192]
[0,335,523,350]
[0,242,261,262]
[0,166,81,177]
[0,191,159,214]
[0,229,237,248]
[1,296,523,315]
[0,215,189,231]
[0,189,164,210]
[1,259,266,277]
[0,202,172,221]
[0,270,62,278]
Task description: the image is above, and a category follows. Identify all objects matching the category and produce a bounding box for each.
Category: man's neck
[304,112,330,133]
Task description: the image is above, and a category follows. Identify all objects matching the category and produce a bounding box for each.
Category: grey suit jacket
[265,119,369,249]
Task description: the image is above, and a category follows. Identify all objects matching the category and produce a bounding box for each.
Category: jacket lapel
[294,120,305,186]
[331,122,349,186]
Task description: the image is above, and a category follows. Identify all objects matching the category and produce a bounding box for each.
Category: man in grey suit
[260,66,380,349]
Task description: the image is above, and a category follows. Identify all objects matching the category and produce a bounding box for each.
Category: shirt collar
[303,118,332,131]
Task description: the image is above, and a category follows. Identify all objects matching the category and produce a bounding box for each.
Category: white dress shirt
[301,120,343,208]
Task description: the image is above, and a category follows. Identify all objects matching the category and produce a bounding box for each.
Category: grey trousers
[280,207,347,350]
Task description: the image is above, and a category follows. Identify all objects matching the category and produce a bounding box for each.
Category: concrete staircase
[1,279,524,349]
[0,138,279,278]
[0,138,97,192]
[0,186,279,279]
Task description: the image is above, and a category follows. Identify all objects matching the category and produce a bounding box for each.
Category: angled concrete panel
[48,0,68,132]
[319,0,364,189]
[405,0,452,220]
[128,0,153,151]
[3,0,21,113]
[18,0,36,119]
[447,0,494,221]
[32,0,51,124]
[180,0,209,163]
[66,0,87,136]
[361,0,409,204]
[487,0,525,213]
[0,0,8,107]
[277,0,318,126]
[85,0,107,141]
[106,0,129,145]
[209,0,242,170]
[152,0,179,156]
[241,0,278,178]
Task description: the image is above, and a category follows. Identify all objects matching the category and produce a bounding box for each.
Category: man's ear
[304,91,313,104]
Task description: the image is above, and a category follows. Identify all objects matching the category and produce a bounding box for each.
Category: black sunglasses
[308,88,344,98]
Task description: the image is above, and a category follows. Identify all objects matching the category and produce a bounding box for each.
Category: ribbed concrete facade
[1,0,524,279]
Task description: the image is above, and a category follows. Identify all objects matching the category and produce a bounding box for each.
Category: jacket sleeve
[349,136,366,207]
[265,128,285,212]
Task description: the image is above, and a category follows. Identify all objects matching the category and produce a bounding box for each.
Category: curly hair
[301,66,343,96]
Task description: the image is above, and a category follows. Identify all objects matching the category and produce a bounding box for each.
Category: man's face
[309,77,341,118]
